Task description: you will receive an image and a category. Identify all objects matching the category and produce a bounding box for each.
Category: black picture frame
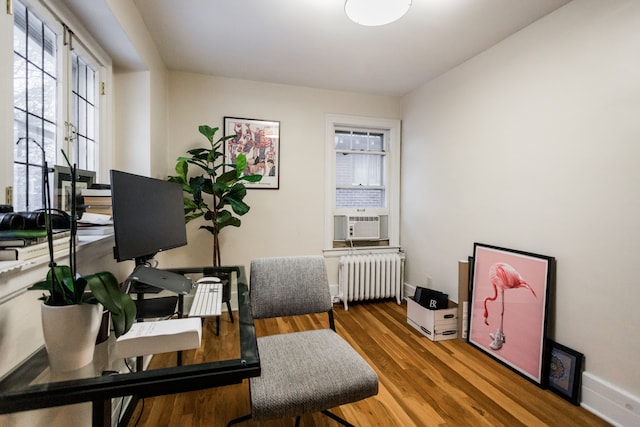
[547,340,584,405]
[468,243,555,386]
[53,166,95,214]
[223,116,280,189]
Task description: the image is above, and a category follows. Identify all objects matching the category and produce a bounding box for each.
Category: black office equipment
[110,169,187,265]
[128,264,192,295]
[414,287,449,309]
[111,170,191,366]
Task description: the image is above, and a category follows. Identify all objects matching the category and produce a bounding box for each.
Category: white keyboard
[188,282,222,317]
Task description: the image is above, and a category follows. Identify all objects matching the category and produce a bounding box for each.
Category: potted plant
[28,152,136,371]
[168,125,262,266]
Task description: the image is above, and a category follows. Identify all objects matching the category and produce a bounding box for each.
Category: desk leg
[92,398,111,427]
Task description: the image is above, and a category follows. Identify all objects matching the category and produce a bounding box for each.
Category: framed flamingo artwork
[468,243,555,386]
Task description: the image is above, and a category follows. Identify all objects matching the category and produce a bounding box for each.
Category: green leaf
[87,272,136,337]
[186,148,209,157]
[189,176,207,204]
[73,276,88,305]
[111,292,137,338]
[86,272,121,312]
[200,225,216,235]
[185,212,204,223]
[217,169,238,185]
[167,175,185,186]
[235,154,247,178]
[201,179,214,195]
[215,210,241,230]
[241,174,263,183]
[218,134,237,143]
[212,181,232,198]
[227,197,250,216]
[175,159,188,181]
[198,125,218,142]
[44,265,85,305]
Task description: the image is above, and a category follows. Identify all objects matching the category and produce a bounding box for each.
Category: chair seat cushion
[250,329,379,420]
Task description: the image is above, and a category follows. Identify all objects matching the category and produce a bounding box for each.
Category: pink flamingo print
[483,262,536,350]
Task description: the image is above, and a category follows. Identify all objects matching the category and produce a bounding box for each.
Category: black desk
[0,267,259,427]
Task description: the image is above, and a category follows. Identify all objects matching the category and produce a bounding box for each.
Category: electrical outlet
[5,186,12,205]
[426,276,433,287]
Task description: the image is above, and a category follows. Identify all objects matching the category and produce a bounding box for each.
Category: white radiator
[339,253,405,310]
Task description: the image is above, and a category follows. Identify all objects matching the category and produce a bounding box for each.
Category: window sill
[323,245,403,258]
[0,234,114,304]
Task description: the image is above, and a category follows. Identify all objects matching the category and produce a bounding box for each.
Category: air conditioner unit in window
[348,216,380,240]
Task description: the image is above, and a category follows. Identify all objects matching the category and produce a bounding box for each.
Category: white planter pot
[41,303,102,372]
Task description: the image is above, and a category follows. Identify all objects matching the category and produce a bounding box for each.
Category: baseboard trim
[330,283,339,303]
[581,372,640,427]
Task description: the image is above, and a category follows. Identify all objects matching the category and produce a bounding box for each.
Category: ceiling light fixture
[345,0,412,27]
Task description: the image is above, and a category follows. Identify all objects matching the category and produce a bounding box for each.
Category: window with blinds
[325,115,401,249]
[334,129,387,209]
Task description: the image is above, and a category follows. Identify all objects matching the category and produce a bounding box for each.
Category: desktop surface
[0,266,259,426]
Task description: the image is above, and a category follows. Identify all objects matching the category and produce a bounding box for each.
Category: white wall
[106,0,168,179]
[156,72,401,272]
[113,71,151,175]
[401,0,640,419]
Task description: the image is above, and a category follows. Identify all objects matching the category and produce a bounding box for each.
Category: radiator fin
[339,253,404,310]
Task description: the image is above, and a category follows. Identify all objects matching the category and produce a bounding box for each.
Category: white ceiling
[69,0,573,97]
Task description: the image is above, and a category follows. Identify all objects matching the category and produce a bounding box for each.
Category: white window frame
[64,38,103,171]
[11,0,113,211]
[324,114,401,250]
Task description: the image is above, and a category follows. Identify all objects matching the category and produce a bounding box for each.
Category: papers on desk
[78,212,113,225]
[77,212,114,235]
[115,317,202,358]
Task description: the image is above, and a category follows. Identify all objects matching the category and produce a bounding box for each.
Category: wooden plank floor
[126,300,610,427]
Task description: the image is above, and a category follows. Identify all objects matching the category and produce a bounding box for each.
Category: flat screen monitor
[110,170,187,264]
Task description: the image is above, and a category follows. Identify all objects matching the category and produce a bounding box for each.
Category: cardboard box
[407,297,458,341]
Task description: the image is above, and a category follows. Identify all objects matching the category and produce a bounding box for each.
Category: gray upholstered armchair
[227,256,379,426]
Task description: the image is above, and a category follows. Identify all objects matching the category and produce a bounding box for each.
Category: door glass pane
[27,13,43,68]
[27,62,43,115]
[368,133,383,151]
[43,73,56,123]
[43,26,56,75]
[71,51,97,171]
[13,1,57,211]
[13,2,26,56]
[13,53,26,110]
[13,163,27,211]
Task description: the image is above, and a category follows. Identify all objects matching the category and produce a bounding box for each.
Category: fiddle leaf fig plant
[28,150,136,338]
[168,125,262,266]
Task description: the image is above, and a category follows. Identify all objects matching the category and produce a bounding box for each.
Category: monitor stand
[129,282,163,294]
